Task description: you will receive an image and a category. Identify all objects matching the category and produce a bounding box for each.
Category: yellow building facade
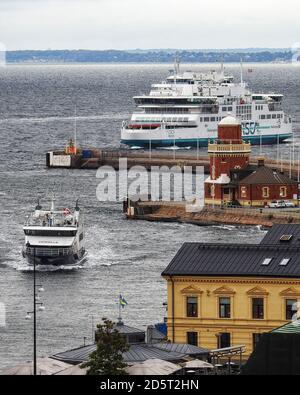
[164,275,300,358]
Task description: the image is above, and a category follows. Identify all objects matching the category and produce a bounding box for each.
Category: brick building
[204,115,298,207]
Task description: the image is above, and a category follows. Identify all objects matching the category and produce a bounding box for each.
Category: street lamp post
[25,242,45,376]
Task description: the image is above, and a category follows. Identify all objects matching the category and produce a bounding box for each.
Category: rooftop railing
[208,143,251,152]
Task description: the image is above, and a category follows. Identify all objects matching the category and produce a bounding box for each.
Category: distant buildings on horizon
[5,48,294,64]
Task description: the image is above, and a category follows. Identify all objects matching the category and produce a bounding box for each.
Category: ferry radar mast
[174,56,180,76]
[240,58,244,87]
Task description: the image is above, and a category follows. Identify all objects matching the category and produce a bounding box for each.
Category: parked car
[283,200,295,208]
[267,200,286,208]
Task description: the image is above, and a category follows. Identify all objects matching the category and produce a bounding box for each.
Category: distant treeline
[6,50,293,63]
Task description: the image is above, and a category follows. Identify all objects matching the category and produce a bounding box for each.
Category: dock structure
[46,148,300,180]
[124,200,300,227]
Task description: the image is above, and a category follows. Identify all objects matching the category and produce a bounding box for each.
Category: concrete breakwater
[46,149,211,171]
[124,200,300,227]
[47,148,300,180]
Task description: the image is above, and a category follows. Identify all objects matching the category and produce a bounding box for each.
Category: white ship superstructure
[22,199,86,266]
[121,63,293,147]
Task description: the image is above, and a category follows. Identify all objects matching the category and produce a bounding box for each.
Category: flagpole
[74,105,77,154]
[118,295,122,324]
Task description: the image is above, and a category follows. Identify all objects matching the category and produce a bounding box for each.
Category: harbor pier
[124,200,300,227]
[46,148,300,180]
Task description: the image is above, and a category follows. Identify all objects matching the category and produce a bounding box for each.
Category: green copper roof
[272,320,300,334]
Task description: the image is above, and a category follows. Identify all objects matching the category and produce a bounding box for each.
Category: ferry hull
[22,249,86,266]
[121,120,293,148]
[121,134,292,148]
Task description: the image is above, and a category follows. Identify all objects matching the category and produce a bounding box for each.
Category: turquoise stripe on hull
[121,134,292,148]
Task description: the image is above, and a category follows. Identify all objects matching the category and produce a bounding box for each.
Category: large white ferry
[22,199,86,266]
[121,63,293,148]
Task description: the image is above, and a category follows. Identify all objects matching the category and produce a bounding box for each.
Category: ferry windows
[260,115,266,120]
[252,298,264,320]
[267,114,271,119]
[211,117,216,122]
[262,187,269,198]
[187,297,198,318]
[187,332,198,346]
[272,114,277,119]
[236,105,252,121]
[24,230,77,237]
[219,298,231,318]
[204,117,209,122]
[79,233,84,241]
[228,106,233,112]
[286,299,297,320]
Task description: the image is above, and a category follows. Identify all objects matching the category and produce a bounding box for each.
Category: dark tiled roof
[261,224,300,246]
[153,343,209,355]
[161,242,300,278]
[52,342,207,364]
[52,344,96,364]
[238,166,296,185]
[113,321,144,335]
[230,165,258,184]
[123,344,186,363]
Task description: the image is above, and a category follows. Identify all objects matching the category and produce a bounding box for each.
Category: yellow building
[162,225,300,358]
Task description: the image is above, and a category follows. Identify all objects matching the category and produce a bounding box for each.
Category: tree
[82,318,129,375]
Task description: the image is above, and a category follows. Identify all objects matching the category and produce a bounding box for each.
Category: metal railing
[208,143,251,152]
[25,247,72,257]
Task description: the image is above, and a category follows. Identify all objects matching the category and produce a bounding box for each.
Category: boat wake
[0,113,126,125]
[159,146,191,151]
[212,224,237,231]
[15,253,88,273]
[17,263,84,272]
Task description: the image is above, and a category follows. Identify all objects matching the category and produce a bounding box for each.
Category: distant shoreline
[3,61,293,66]
[3,49,293,65]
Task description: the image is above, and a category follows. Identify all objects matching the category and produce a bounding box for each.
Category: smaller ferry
[22,199,86,266]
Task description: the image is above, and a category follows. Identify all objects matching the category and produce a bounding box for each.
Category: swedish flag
[119,294,128,308]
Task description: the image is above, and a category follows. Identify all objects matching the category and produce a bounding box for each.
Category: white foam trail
[212,225,237,231]
[0,114,126,125]
[159,146,191,151]
[15,253,88,272]
[17,263,84,272]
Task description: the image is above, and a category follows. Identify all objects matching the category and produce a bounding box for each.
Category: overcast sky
[0,0,300,50]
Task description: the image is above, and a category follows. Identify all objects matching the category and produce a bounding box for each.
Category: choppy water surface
[0,63,299,371]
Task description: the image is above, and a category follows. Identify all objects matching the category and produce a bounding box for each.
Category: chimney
[258,157,265,167]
